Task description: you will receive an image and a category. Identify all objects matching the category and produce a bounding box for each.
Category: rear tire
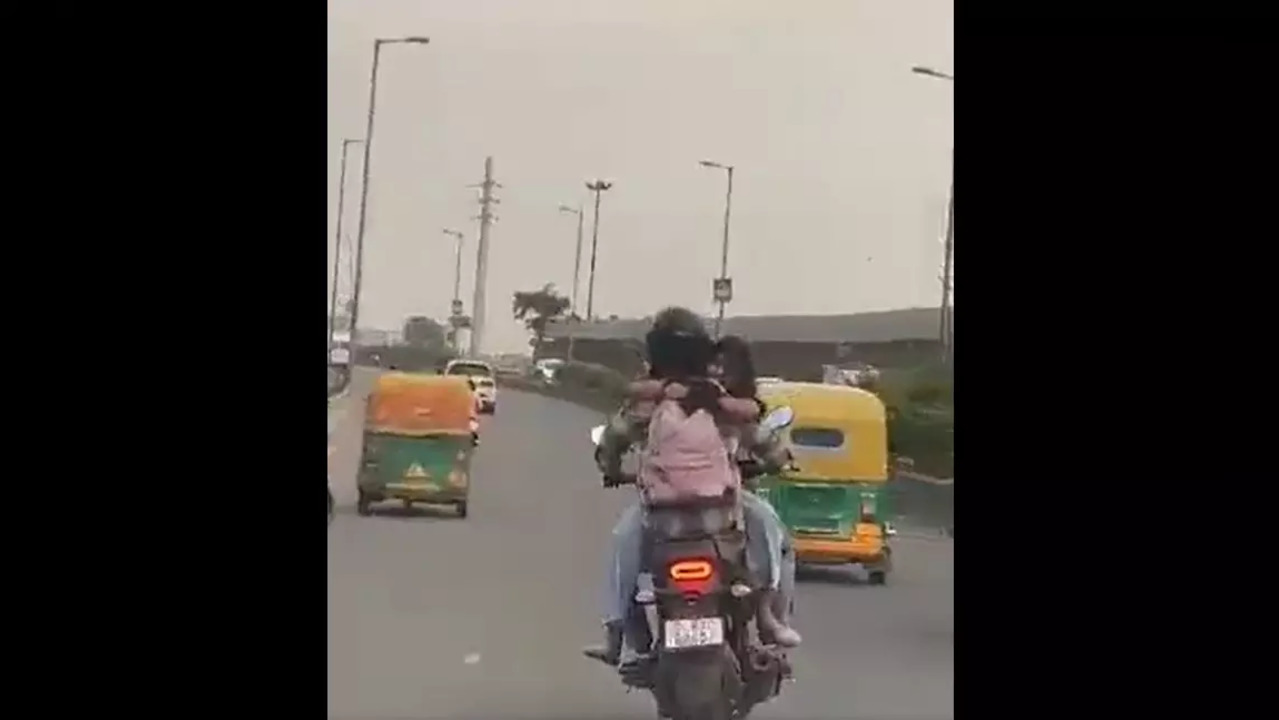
[456,501,469,518]
[356,490,372,517]
[661,655,732,720]
[868,570,887,585]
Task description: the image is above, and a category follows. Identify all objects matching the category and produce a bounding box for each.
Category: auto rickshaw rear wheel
[867,547,892,585]
[456,501,468,518]
[356,490,372,516]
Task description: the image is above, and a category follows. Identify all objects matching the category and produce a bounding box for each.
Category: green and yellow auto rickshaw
[756,381,895,584]
[356,372,477,518]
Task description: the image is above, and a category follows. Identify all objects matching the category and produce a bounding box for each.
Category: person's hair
[715,334,758,399]
[645,307,713,381]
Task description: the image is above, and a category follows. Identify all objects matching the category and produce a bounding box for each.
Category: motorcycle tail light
[668,558,716,596]
[669,559,713,581]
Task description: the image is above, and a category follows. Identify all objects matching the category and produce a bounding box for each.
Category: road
[328,373,953,720]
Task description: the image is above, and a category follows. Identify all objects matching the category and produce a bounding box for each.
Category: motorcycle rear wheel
[659,653,734,720]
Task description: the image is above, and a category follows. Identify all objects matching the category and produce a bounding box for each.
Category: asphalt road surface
[328,374,953,720]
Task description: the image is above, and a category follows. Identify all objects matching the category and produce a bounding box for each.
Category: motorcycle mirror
[590,424,606,446]
[761,406,795,432]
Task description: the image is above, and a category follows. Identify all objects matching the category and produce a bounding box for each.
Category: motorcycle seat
[644,501,742,542]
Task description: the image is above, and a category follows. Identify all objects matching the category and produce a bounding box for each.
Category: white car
[533,358,565,383]
[445,359,497,414]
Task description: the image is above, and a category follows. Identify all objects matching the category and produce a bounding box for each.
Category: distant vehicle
[533,358,565,383]
[445,359,497,414]
[329,330,352,366]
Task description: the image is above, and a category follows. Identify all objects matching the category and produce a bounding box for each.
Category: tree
[512,283,571,349]
[402,316,447,349]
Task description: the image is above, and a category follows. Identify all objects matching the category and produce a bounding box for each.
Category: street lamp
[912,65,954,365]
[911,65,954,82]
[699,159,735,337]
[584,180,613,321]
[347,35,431,348]
[559,204,586,361]
[329,137,363,360]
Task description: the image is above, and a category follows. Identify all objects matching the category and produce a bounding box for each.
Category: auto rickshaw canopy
[365,372,474,436]
[759,381,888,483]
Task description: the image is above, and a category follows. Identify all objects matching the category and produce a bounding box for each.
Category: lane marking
[463,653,481,665]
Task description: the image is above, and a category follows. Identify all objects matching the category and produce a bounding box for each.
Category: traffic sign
[451,299,464,316]
[712,277,733,303]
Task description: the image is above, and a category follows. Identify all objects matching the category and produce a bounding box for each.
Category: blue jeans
[603,491,795,624]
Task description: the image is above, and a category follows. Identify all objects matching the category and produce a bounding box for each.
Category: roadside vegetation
[513,359,954,479]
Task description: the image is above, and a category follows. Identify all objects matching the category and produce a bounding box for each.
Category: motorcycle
[589,405,796,720]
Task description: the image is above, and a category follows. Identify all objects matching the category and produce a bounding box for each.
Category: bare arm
[628,379,666,400]
[718,396,761,422]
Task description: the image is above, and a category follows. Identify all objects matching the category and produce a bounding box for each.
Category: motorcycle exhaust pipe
[748,646,779,675]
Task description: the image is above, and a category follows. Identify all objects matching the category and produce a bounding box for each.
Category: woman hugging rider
[585,309,800,668]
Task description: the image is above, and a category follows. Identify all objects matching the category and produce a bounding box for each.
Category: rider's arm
[718,396,761,422]
[628,379,666,399]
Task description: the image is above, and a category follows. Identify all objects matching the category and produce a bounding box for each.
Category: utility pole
[584,179,613,321]
[469,157,500,357]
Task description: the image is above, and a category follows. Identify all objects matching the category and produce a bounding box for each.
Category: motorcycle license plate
[663,617,725,650]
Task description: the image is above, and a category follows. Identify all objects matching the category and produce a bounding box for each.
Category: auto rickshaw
[356,372,477,518]
[756,381,894,584]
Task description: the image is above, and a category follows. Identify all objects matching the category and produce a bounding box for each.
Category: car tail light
[668,558,716,596]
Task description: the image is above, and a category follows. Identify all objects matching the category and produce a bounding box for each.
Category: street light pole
[558,203,585,361]
[584,180,613,321]
[940,148,954,366]
[700,160,735,337]
[442,228,466,353]
[330,138,363,359]
[348,35,430,349]
[912,65,954,365]
[442,229,465,306]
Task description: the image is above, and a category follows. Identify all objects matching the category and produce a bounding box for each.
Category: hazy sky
[328,0,953,353]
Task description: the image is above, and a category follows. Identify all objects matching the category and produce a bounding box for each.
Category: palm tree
[512,283,571,349]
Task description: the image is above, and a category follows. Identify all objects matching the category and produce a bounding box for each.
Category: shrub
[889,406,953,478]
[878,363,953,478]
[556,361,630,401]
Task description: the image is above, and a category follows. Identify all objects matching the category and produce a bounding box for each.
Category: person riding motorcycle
[710,335,800,646]
[584,310,800,667]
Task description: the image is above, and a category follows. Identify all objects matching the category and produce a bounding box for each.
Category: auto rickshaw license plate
[663,617,724,650]
[391,481,437,492]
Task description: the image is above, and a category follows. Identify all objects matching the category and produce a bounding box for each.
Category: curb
[895,471,954,486]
